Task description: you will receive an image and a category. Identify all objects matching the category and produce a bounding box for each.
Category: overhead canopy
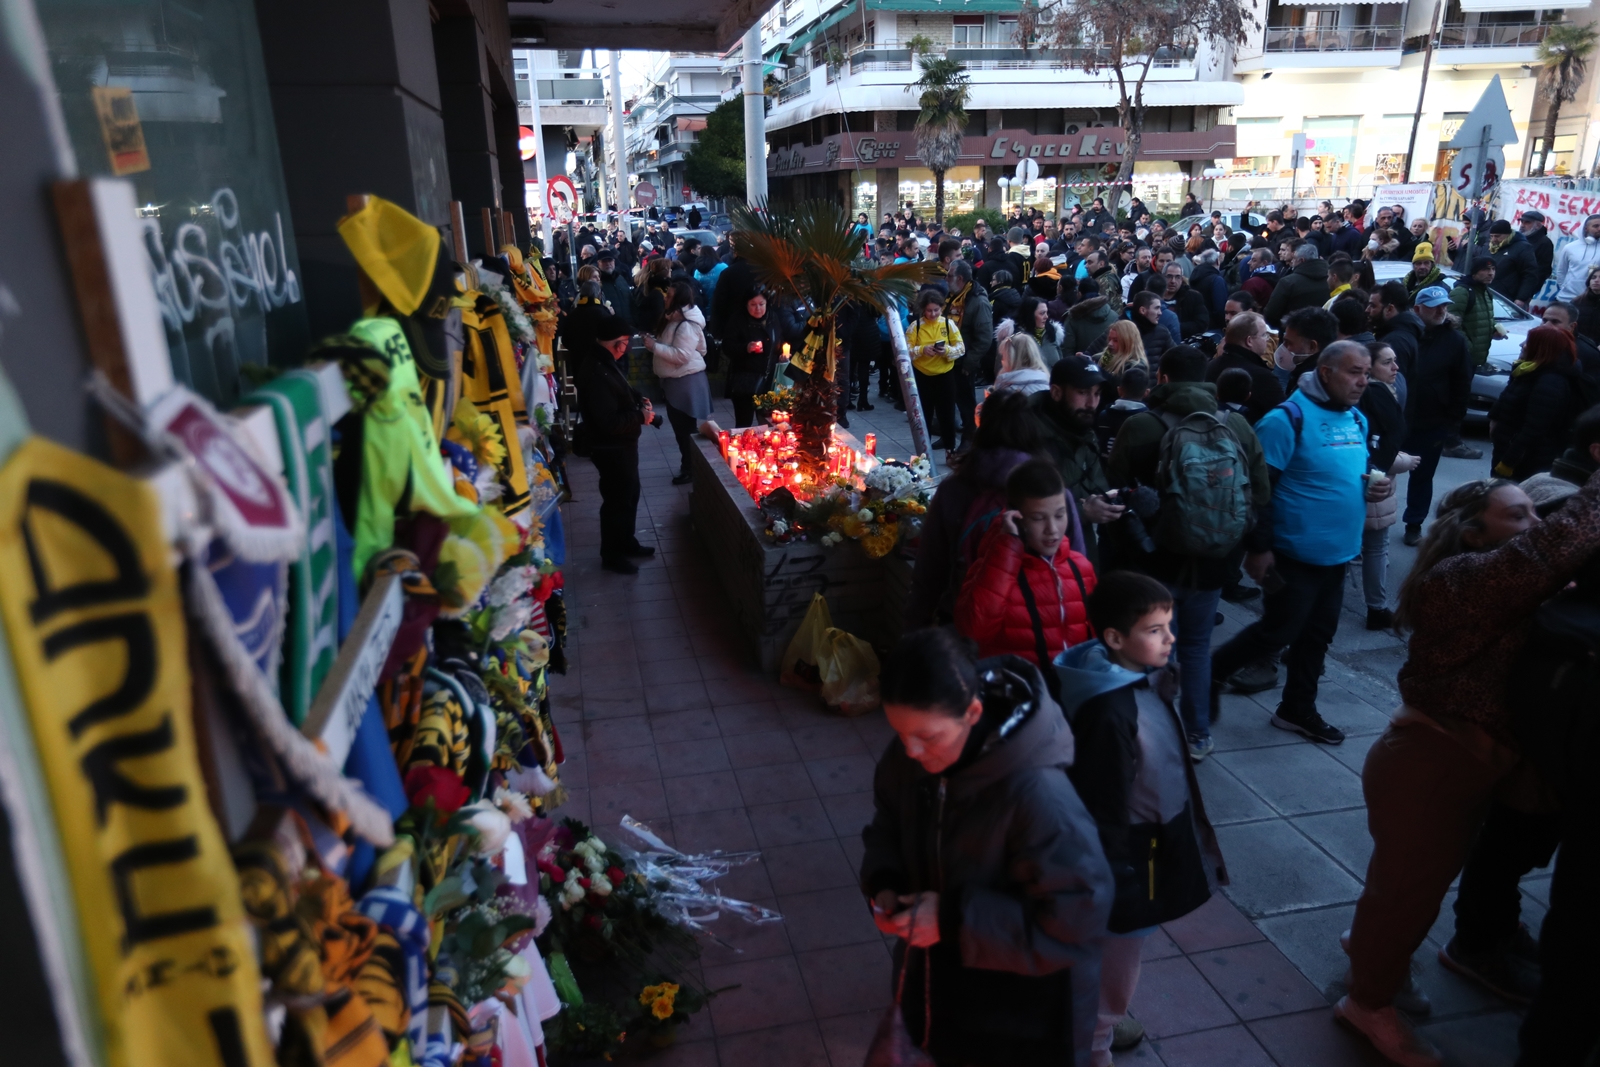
[787,6,857,54]
[506,0,771,51]
[1274,0,1368,5]
[676,116,708,131]
[865,0,1024,10]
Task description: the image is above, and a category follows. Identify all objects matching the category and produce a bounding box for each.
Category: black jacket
[720,309,778,396]
[1164,283,1211,341]
[574,347,643,446]
[1132,312,1173,365]
[1490,231,1542,304]
[1360,377,1407,473]
[1526,225,1555,287]
[991,285,1023,329]
[1375,310,1426,375]
[1405,320,1475,437]
[1187,263,1229,329]
[861,659,1112,1067]
[709,257,757,336]
[1206,343,1286,424]
[1262,259,1332,329]
[1056,652,1226,935]
[598,270,634,329]
[1490,361,1590,479]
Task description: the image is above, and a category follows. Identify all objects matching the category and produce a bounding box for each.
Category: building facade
[1226,0,1600,200]
[622,53,735,209]
[754,0,1244,218]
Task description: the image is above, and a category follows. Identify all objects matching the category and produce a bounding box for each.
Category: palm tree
[1534,22,1599,176]
[907,56,970,228]
[730,201,929,466]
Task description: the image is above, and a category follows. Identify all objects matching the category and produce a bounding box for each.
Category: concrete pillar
[435,16,503,261]
[256,0,450,340]
[608,51,631,238]
[743,24,768,203]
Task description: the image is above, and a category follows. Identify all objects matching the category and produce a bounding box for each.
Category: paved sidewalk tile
[552,398,1521,1065]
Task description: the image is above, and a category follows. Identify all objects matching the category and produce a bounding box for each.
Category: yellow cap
[1412,241,1434,264]
[337,196,442,316]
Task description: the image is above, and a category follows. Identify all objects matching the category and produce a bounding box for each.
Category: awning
[865,0,1025,10]
[787,5,857,54]
[1273,0,1371,5]
[676,117,707,131]
[1461,0,1586,9]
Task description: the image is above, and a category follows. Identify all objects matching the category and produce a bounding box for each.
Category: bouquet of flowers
[783,456,935,555]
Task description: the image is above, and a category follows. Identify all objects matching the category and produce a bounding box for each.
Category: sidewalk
[550,391,1539,1067]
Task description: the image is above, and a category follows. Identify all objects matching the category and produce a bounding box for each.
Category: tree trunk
[934,168,946,227]
[1539,94,1562,176]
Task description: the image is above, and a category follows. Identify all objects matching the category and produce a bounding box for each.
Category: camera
[636,397,665,429]
[1109,486,1161,555]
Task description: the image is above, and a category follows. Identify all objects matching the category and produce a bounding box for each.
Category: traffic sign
[545,174,577,224]
[1454,146,1505,199]
[1289,132,1314,170]
[633,181,657,207]
[1449,75,1518,151]
[1016,157,1040,184]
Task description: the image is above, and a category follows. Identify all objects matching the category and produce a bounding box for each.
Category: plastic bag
[819,628,881,716]
[779,593,832,691]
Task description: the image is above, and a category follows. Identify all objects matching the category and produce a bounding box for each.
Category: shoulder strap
[1016,567,1054,678]
[1063,555,1091,634]
[1278,400,1304,449]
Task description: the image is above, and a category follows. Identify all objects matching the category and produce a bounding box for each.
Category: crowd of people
[555,193,1598,1067]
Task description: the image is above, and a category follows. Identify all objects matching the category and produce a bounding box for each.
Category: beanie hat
[1412,242,1435,263]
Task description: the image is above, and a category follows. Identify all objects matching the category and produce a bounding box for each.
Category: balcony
[777,76,813,103]
[845,43,1195,74]
[1437,21,1550,48]
[1263,25,1403,52]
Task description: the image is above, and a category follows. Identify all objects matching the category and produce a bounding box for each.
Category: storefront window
[853,180,878,221]
[38,0,308,405]
[896,166,983,216]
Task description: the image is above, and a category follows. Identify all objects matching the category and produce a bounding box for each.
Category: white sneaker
[1333,996,1442,1067]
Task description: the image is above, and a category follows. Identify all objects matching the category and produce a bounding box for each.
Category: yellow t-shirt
[908,316,965,375]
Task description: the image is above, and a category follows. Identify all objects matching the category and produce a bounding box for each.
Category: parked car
[1173,211,1269,238]
[668,228,720,250]
[1372,261,1538,424]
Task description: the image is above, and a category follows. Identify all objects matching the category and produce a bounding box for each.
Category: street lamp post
[998,175,1011,213]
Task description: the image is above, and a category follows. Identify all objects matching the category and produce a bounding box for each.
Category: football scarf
[0,436,274,1067]
[246,370,340,724]
[459,294,532,517]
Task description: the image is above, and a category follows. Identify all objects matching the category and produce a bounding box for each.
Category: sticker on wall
[90,86,151,176]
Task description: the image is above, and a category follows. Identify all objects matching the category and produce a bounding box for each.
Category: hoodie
[1054,642,1226,933]
[861,658,1113,1067]
[1555,234,1600,302]
[1263,258,1332,330]
[649,304,708,379]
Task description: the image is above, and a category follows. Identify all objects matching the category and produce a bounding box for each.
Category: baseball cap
[596,247,616,261]
[1414,286,1451,308]
[1050,355,1107,390]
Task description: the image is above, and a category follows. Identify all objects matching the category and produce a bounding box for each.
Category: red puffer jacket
[955,524,1096,666]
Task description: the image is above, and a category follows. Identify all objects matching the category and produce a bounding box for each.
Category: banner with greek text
[0,437,273,1067]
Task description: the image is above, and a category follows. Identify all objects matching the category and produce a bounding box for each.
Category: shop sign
[768,127,1236,175]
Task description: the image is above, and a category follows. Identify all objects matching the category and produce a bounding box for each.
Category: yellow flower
[652,996,675,1020]
[639,981,679,1012]
[861,522,900,559]
[448,400,508,471]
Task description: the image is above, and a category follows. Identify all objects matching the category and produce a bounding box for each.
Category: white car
[1174,211,1269,239]
[1371,262,1538,425]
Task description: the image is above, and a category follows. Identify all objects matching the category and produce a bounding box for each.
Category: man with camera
[574,315,663,574]
[1105,345,1271,760]
[1027,356,1128,564]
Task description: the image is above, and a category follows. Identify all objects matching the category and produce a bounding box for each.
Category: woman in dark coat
[1358,340,1417,629]
[1489,325,1589,481]
[863,629,1113,1067]
[719,286,778,428]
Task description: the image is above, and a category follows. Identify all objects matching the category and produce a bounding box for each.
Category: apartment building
[1227,0,1600,199]
[753,0,1244,217]
[623,53,735,208]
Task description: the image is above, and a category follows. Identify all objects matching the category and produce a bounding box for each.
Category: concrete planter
[687,437,911,672]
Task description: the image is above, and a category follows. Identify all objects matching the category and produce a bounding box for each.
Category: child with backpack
[1216,366,1253,420]
[955,460,1096,680]
[1056,571,1229,1066]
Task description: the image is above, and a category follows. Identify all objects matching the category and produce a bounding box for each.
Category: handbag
[863,911,935,1066]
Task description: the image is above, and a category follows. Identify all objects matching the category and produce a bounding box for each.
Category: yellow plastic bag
[818,628,881,716]
[779,592,832,691]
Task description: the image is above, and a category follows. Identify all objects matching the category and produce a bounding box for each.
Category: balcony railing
[1437,21,1550,48]
[777,76,813,103]
[1263,25,1403,52]
[843,43,1194,75]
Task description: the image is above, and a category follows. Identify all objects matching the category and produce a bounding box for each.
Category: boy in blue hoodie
[1055,571,1229,1065]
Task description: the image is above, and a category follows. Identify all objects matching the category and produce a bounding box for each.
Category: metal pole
[608,50,631,240]
[1463,124,1491,268]
[527,51,553,253]
[743,23,768,204]
[1404,0,1442,183]
[882,298,935,468]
